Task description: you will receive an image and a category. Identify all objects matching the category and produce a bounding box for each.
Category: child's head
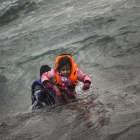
[40,65,51,78]
[56,56,72,77]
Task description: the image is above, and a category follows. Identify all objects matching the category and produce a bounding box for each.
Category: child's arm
[41,69,63,96]
[41,68,56,89]
[76,68,91,83]
[41,69,55,83]
[76,68,91,90]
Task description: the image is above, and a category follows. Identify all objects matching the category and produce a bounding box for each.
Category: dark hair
[40,65,51,77]
[57,56,72,71]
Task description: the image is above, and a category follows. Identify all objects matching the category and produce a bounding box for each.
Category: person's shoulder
[49,68,56,73]
[51,68,55,71]
[31,79,42,90]
[43,68,55,74]
[76,67,81,72]
[48,68,56,78]
[32,79,42,85]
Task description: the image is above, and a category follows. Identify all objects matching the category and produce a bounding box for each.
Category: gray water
[0,0,140,139]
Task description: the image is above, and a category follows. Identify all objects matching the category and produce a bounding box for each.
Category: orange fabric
[55,55,78,87]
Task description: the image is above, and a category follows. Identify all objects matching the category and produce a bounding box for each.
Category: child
[41,54,91,102]
[30,65,56,110]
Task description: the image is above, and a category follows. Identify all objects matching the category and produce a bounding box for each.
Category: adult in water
[30,65,56,110]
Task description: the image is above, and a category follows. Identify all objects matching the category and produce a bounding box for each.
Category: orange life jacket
[55,54,78,89]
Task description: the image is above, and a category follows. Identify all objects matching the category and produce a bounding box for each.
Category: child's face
[60,64,71,77]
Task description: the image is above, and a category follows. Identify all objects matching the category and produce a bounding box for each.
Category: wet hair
[40,65,51,77]
[57,56,72,71]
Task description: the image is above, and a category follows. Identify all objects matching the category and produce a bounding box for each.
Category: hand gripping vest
[55,54,78,89]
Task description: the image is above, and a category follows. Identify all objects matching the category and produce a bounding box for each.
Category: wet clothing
[42,68,91,84]
[41,68,91,101]
[31,79,55,106]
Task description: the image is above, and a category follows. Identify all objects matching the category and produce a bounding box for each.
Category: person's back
[30,65,56,110]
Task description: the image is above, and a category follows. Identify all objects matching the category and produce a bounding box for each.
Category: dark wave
[0,0,38,28]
